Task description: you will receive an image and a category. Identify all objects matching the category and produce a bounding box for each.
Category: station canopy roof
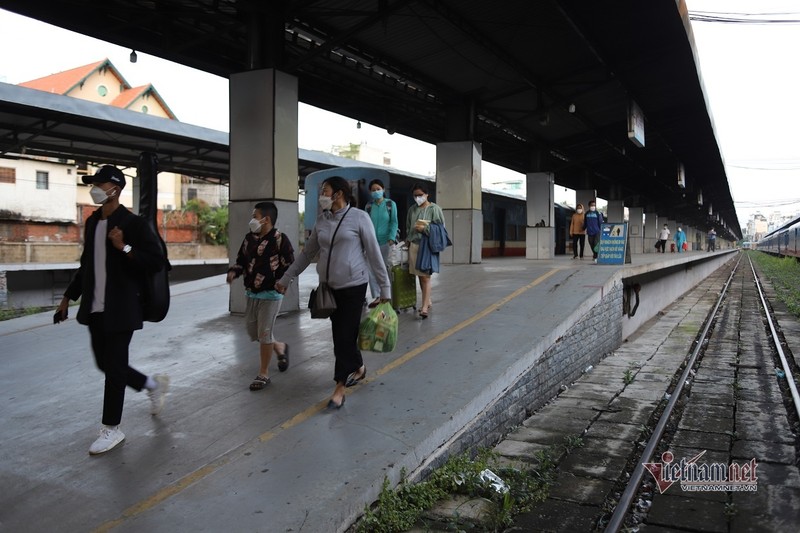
[0,0,740,237]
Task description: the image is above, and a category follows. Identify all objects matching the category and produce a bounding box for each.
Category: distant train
[303,166,574,257]
[756,216,800,258]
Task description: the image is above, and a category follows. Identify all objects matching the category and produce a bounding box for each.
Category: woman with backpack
[365,178,399,308]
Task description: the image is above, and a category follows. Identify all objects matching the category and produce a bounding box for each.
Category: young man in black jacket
[56,165,169,455]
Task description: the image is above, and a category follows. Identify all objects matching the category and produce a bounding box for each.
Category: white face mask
[318,194,333,211]
[248,217,265,233]
[414,195,427,207]
[90,186,115,205]
[589,206,596,211]
[577,209,583,214]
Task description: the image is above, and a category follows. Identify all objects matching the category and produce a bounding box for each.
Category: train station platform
[0,250,738,532]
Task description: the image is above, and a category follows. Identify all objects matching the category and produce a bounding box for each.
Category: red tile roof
[18,59,126,95]
[17,59,175,119]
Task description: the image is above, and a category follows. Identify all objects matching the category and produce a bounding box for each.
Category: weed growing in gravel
[623,369,635,385]
[355,439,573,533]
[748,251,800,317]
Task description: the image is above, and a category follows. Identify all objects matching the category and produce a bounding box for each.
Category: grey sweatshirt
[278,205,391,299]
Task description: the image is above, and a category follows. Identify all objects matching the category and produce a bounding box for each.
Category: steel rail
[604,254,742,533]
[748,255,800,419]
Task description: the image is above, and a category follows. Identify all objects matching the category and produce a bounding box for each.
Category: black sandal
[277,344,290,372]
[249,375,271,391]
[345,366,367,387]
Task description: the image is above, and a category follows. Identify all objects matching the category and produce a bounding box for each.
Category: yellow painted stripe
[93,267,561,532]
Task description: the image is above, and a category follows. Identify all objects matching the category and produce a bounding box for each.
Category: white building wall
[0,159,76,222]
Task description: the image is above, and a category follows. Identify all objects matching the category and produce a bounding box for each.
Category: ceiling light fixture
[130,50,138,63]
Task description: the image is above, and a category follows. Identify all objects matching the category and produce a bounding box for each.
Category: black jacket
[65,205,165,331]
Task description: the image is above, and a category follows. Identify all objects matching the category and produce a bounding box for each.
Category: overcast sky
[1,2,798,227]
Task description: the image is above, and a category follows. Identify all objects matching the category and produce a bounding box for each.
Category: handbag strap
[325,206,351,283]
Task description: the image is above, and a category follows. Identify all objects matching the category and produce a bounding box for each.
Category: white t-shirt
[659,227,670,240]
[91,219,108,313]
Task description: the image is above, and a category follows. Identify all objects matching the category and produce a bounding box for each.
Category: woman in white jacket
[276,176,390,409]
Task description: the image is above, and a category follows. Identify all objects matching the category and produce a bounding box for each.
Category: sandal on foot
[249,375,271,391]
[327,395,346,409]
[277,344,290,372]
[345,366,367,387]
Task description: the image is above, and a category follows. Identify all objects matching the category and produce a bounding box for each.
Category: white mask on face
[248,217,265,233]
[589,206,596,211]
[318,194,333,211]
[414,195,426,206]
[577,209,583,214]
[90,186,115,205]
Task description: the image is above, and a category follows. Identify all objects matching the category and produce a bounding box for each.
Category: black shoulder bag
[309,207,350,319]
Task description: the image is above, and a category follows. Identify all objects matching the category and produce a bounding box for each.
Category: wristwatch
[122,244,132,254]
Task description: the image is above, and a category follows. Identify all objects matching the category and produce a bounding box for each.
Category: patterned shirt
[230,228,294,293]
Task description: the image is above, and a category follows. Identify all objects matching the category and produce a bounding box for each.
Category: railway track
[603,253,800,532]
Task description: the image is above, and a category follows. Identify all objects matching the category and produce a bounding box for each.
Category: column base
[441,209,482,264]
[526,227,553,259]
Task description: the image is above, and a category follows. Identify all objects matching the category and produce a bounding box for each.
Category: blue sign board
[597,223,629,265]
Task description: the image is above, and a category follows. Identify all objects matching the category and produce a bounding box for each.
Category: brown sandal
[249,375,271,391]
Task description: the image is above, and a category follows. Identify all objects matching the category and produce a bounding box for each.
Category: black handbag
[309,207,350,319]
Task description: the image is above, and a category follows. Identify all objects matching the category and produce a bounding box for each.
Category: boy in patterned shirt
[227,202,294,390]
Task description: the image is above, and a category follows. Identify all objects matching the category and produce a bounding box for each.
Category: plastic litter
[584,365,593,373]
[775,368,786,379]
[479,469,509,494]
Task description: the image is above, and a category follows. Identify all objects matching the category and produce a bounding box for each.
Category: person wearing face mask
[657,224,670,253]
[227,202,295,391]
[365,178,399,308]
[674,226,687,253]
[55,165,169,455]
[582,200,604,262]
[569,203,586,259]
[275,177,390,409]
[405,183,445,318]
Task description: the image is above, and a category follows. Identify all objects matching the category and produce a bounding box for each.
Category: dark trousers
[657,239,667,253]
[330,283,368,383]
[572,234,585,258]
[88,313,146,426]
[587,234,599,258]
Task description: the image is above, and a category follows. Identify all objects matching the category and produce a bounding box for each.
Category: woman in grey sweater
[277,176,391,409]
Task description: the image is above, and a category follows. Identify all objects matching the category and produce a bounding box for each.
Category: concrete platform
[0,250,736,532]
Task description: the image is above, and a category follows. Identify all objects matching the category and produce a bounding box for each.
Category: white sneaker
[89,426,125,455]
[148,374,170,415]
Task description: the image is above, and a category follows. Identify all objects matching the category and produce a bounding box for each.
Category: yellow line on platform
[93,267,561,532]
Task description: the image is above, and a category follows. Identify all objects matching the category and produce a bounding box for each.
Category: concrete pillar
[525,172,554,259]
[607,200,624,224]
[644,211,658,253]
[228,69,300,313]
[435,141,482,264]
[628,207,644,254]
[576,189,596,212]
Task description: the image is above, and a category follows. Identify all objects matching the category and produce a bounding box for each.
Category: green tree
[184,199,229,246]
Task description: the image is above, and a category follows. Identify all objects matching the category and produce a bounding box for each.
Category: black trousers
[329,283,367,384]
[587,234,599,258]
[572,234,585,258]
[88,313,147,426]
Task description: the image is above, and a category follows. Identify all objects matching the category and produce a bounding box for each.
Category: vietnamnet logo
[643,450,758,493]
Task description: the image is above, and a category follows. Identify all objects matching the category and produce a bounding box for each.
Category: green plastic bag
[358,302,398,353]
